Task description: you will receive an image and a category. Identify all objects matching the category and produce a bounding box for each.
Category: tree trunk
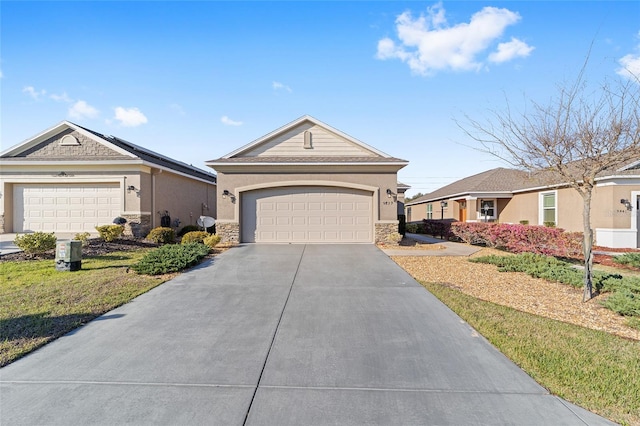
[582,190,594,302]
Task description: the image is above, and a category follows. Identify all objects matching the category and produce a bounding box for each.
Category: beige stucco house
[405,165,640,249]
[0,121,217,236]
[207,115,408,244]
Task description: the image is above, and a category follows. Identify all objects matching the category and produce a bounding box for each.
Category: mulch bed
[0,238,159,262]
[392,246,640,341]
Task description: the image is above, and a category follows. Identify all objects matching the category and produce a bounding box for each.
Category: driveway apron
[1,244,614,425]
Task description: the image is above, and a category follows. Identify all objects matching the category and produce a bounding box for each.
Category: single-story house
[0,121,217,237]
[207,115,408,244]
[405,165,640,248]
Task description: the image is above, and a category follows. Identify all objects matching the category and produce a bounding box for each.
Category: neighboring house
[0,121,217,236]
[207,115,408,244]
[405,165,640,249]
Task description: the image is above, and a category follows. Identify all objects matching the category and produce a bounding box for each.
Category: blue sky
[2,1,639,196]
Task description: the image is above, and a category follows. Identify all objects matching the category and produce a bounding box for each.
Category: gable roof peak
[220,115,394,159]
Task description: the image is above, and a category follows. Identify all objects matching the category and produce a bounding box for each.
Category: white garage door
[242,186,373,243]
[13,184,121,233]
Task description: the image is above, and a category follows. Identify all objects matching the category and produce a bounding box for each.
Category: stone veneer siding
[0,214,4,234]
[375,221,400,244]
[216,222,239,244]
[121,213,152,238]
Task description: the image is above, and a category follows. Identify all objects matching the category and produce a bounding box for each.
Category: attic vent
[59,135,80,146]
[303,131,313,149]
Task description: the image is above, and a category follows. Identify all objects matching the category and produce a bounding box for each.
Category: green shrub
[203,234,221,249]
[181,231,210,244]
[471,253,640,319]
[95,224,124,242]
[603,289,640,317]
[74,232,91,246]
[13,232,57,254]
[131,243,210,275]
[612,253,640,269]
[178,225,200,237]
[519,220,529,225]
[146,227,175,244]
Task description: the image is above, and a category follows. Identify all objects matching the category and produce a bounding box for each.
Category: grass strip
[420,280,640,426]
[0,250,171,367]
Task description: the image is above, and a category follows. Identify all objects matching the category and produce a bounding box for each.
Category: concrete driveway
[0,244,613,425]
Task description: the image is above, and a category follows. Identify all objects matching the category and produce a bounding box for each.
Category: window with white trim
[426,204,433,219]
[540,191,557,226]
[478,199,496,221]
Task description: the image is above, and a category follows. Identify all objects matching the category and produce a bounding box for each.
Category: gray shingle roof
[77,124,217,183]
[406,168,534,205]
[208,156,408,164]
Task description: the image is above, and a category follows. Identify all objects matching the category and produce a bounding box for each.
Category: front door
[459,201,467,222]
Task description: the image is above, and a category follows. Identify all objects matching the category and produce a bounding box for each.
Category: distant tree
[405,192,426,202]
[459,58,640,302]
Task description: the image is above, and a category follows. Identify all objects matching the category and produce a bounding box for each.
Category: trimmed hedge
[131,243,210,275]
[451,222,582,258]
[95,225,124,242]
[203,234,221,249]
[181,231,210,245]
[146,227,175,244]
[13,232,57,254]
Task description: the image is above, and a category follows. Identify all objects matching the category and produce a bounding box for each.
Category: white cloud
[50,91,73,103]
[376,2,532,76]
[113,107,148,127]
[272,81,292,93]
[617,32,640,82]
[69,100,99,120]
[221,115,243,126]
[489,37,534,63]
[23,86,46,100]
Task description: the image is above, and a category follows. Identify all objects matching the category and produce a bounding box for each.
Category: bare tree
[459,62,640,302]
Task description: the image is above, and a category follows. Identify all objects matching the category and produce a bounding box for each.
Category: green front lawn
[422,280,640,426]
[0,250,171,367]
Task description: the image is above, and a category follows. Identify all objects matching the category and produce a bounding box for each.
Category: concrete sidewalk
[381,232,482,257]
[0,244,614,425]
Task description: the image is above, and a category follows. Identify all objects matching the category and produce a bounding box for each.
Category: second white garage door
[13,183,121,233]
[242,187,373,243]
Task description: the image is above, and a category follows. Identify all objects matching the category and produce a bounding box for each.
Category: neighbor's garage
[241,186,372,243]
[13,183,121,233]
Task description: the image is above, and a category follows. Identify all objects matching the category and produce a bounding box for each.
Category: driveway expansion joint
[242,244,307,425]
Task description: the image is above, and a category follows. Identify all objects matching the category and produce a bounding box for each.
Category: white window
[478,199,496,221]
[426,204,433,219]
[540,191,557,226]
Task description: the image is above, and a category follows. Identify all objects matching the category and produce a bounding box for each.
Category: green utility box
[55,240,82,271]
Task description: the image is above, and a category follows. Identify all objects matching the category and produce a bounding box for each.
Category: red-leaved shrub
[450,222,582,258]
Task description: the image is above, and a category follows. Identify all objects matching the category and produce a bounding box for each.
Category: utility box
[55,240,82,271]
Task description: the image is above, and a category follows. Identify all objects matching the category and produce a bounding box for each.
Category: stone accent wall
[375,221,400,244]
[20,130,130,159]
[216,222,240,244]
[121,213,152,238]
[0,214,5,234]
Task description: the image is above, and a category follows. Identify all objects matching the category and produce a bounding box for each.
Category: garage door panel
[242,186,372,243]
[14,184,121,233]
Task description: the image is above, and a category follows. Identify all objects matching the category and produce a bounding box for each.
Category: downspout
[152,172,156,228]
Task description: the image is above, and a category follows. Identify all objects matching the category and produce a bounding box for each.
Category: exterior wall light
[620,199,632,211]
[386,189,393,198]
[127,185,137,192]
[222,189,230,199]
